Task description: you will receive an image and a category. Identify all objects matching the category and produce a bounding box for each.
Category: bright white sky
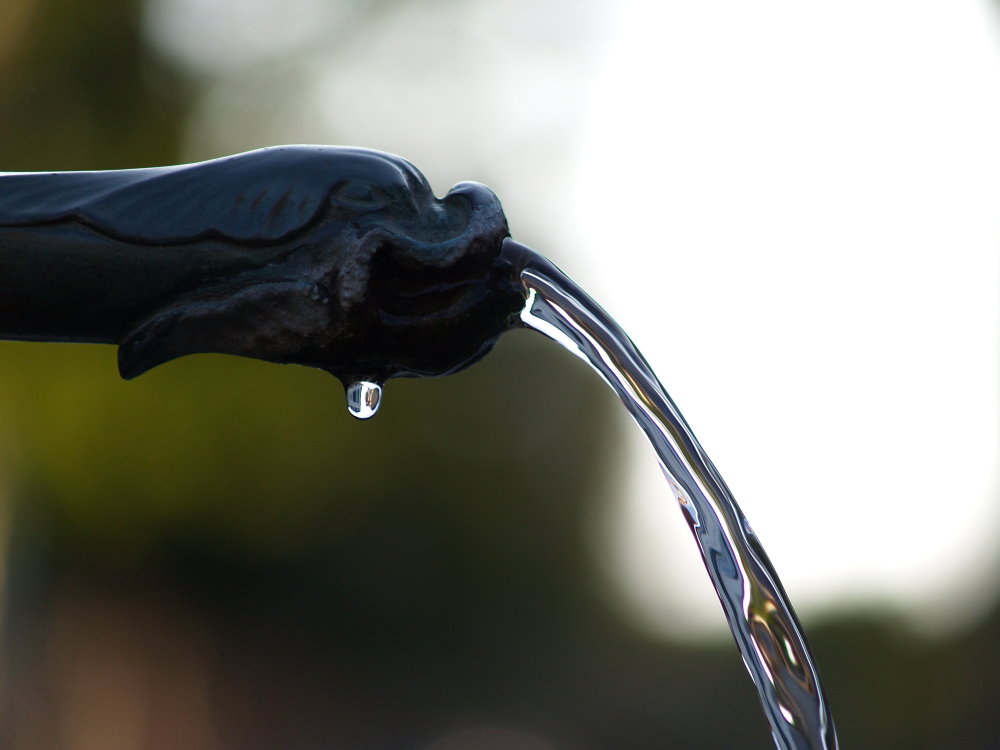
[571,0,1000,639]
[148,0,1000,640]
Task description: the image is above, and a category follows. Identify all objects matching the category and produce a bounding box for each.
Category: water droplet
[345,380,382,420]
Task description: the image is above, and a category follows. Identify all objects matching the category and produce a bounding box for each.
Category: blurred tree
[0,0,188,169]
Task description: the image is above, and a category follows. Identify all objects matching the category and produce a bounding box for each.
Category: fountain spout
[0,147,839,747]
[0,145,526,387]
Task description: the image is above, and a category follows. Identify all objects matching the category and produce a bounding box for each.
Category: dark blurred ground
[0,2,999,748]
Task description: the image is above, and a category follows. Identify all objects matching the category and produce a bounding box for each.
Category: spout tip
[498,237,537,277]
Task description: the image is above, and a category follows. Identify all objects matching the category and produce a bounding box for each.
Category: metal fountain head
[0,146,528,408]
[0,146,841,747]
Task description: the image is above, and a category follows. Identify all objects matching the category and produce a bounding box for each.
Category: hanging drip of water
[346,380,383,420]
[502,239,838,750]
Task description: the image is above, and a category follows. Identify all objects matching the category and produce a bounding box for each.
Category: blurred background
[1,0,999,748]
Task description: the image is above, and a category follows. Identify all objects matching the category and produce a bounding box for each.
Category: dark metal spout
[0,146,527,384]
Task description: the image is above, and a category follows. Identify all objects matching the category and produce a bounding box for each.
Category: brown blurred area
[1,2,999,749]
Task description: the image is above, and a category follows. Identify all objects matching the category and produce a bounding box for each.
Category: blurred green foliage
[0,334,613,569]
[0,0,186,169]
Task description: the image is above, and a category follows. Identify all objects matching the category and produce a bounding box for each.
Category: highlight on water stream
[502,239,839,750]
[0,146,837,749]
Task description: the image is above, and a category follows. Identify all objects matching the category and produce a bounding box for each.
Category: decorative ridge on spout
[0,145,527,386]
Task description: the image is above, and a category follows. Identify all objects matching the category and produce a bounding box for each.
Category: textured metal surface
[0,146,525,382]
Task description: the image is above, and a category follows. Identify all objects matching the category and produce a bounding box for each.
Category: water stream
[504,240,838,750]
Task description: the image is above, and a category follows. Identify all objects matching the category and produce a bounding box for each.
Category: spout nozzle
[498,237,537,278]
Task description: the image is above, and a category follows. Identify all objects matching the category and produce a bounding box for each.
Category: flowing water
[503,240,838,750]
